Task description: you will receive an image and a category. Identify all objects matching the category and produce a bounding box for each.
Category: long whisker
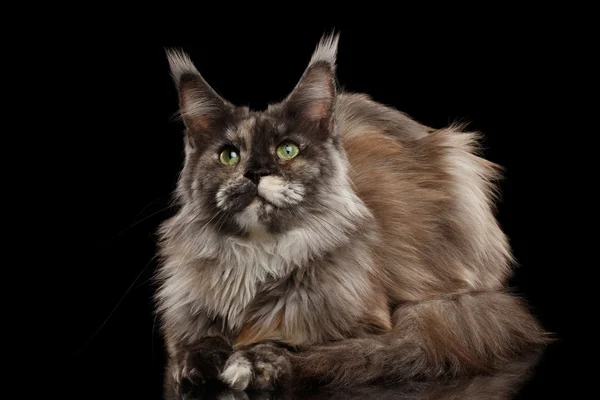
[285,208,333,247]
[215,210,233,234]
[72,255,159,358]
[195,210,223,232]
[308,210,350,237]
[104,202,174,245]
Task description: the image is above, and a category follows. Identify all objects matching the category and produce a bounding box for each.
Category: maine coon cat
[155,34,548,399]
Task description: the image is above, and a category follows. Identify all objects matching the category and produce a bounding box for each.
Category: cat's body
[156,35,547,399]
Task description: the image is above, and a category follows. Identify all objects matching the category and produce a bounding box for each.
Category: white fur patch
[234,198,263,231]
[216,187,228,209]
[220,354,252,390]
[258,175,305,207]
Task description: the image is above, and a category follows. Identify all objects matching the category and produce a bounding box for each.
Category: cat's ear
[166,49,231,136]
[284,34,339,134]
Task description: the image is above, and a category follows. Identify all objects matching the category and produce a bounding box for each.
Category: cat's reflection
[198,354,539,400]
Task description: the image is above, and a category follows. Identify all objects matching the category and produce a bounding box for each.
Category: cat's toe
[253,361,275,389]
[251,354,291,390]
[220,353,253,390]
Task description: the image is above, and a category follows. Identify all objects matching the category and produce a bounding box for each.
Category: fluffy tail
[289,291,550,388]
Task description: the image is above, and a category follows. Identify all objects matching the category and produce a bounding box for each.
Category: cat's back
[336,93,433,143]
[336,92,450,218]
[336,93,512,299]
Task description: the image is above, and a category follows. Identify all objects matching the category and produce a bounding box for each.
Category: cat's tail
[288,291,551,389]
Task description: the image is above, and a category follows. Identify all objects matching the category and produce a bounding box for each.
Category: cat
[155,34,549,399]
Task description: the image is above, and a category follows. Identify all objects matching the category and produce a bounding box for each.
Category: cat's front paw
[172,336,232,398]
[220,343,291,391]
[219,351,253,390]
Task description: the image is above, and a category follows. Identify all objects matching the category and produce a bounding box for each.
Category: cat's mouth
[255,194,277,208]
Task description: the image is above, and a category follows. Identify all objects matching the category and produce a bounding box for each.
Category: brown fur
[156,35,549,399]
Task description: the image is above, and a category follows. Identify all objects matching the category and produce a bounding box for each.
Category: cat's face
[169,37,345,236]
[180,104,342,235]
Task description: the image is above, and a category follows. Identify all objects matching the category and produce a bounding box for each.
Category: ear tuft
[165,48,230,134]
[308,33,340,70]
[166,49,200,88]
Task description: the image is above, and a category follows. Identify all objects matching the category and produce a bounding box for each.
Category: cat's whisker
[287,211,334,249]
[195,210,222,232]
[74,255,159,358]
[307,212,351,237]
[213,211,230,234]
[104,202,174,245]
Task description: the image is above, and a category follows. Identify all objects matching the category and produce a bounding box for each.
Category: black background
[51,12,583,400]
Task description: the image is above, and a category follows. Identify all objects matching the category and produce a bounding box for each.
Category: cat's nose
[244,169,271,185]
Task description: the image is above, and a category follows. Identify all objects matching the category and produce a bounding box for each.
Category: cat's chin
[233,197,275,233]
[256,195,277,209]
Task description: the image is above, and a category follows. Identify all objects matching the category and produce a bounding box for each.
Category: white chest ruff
[204,235,293,328]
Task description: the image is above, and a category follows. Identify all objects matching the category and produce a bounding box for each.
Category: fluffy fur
[155,34,548,399]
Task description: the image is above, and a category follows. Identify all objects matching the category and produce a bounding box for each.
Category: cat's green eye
[219,147,240,166]
[276,142,300,160]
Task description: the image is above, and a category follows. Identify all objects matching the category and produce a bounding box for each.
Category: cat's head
[167,34,359,237]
